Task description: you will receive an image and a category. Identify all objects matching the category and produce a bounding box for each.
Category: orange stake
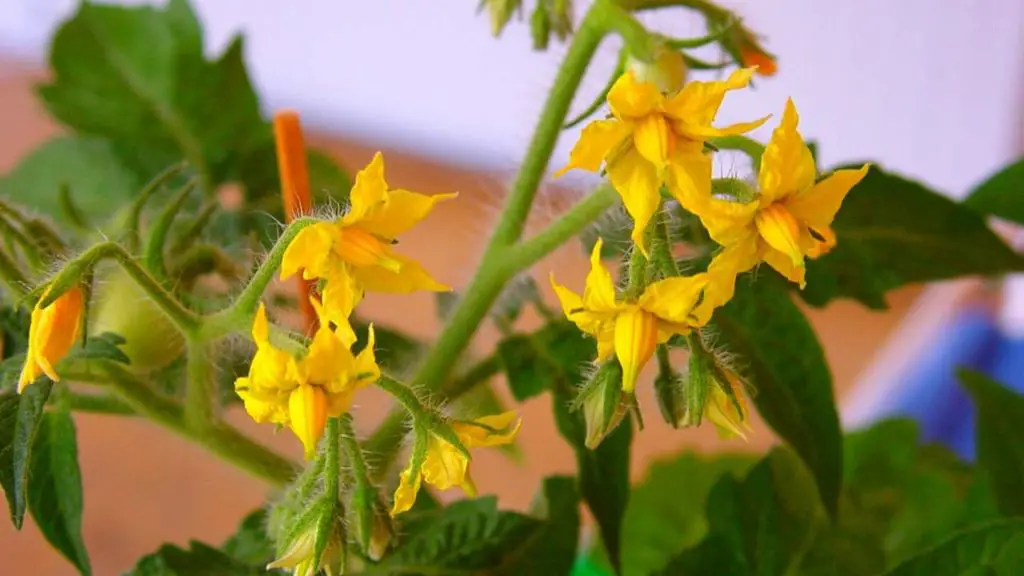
[273,111,319,332]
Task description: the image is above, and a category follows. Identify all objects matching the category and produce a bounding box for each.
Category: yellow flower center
[335,226,402,272]
[614,307,659,393]
[755,203,803,266]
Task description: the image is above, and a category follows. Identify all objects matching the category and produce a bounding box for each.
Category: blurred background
[1,1,1023,573]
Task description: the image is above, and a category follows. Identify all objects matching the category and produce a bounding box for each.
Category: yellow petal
[606,147,661,255]
[353,324,381,385]
[345,152,389,225]
[321,273,363,336]
[281,222,336,281]
[235,377,288,424]
[583,239,619,312]
[453,411,521,448]
[421,436,470,491]
[665,148,712,214]
[349,252,450,294]
[755,204,803,268]
[762,245,807,288]
[555,119,631,177]
[614,308,659,393]
[692,238,761,324]
[786,165,870,229]
[805,226,837,259]
[289,384,328,459]
[299,322,350,386]
[336,226,403,271]
[691,197,759,247]
[633,114,673,169]
[638,273,709,325]
[758,98,816,203]
[680,115,770,140]
[607,71,663,120]
[252,303,271,346]
[596,326,616,361]
[706,378,751,440]
[663,67,756,134]
[550,272,611,337]
[20,286,83,392]
[357,190,458,240]
[391,466,422,516]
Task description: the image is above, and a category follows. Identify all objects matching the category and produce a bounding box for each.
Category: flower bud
[270,503,345,576]
[579,360,629,449]
[483,0,522,37]
[678,335,751,438]
[90,265,184,372]
[653,350,685,428]
[627,43,687,93]
[350,483,393,561]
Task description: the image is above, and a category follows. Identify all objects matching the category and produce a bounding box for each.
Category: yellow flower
[556,68,767,253]
[705,369,752,440]
[19,285,84,392]
[550,239,709,392]
[680,99,869,314]
[391,411,520,516]
[281,152,456,326]
[235,301,379,458]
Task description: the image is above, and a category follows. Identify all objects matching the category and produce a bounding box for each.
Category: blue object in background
[883,306,1024,461]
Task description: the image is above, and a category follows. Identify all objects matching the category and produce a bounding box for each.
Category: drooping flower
[391,411,520,516]
[281,152,456,327]
[679,99,869,317]
[235,301,379,458]
[556,68,767,253]
[550,239,709,392]
[19,285,84,392]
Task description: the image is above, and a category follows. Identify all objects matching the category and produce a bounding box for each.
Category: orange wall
[0,60,918,574]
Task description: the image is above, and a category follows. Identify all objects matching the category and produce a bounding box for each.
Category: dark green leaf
[0,355,25,394]
[0,306,30,359]
[500,476,581,575]
[964,157,1024,225]
[67,332,131,365]
[0,137,139,226]
[376,497,542,573]
[959,370,1024,517]
[307,149,352,204]
[221,509,275,566]
[713,272,842,517]
[802,166,1024,308]
[885,520,1024,576]
[28,408,91,575]
[0,380,53,528]
[238,135,352,209]
[127,541,271,576]
[38,0,265,191]
[497,321,594,402]
[659,448,824,575]
[620,452,755,576]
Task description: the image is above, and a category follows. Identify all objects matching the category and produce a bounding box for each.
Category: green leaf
[68,332,131,365]
[964,157,1024,225]
[659,448,824,575]
[238,138,353,209]
[958,370,1024,517]
[500,476,582,575]
[0,136,140,226]
[801,165,1024,308]
[497,320,594,402]
[0,380,53,528]
[620,452,756,576]
[38,0,265,191]
[0,306,30,359]
[28,408,91,575]
[713,272,842,518]
[885,520,1024,576]
[375,497,542,573]
[221,509,275,566]
[127,541,271,576]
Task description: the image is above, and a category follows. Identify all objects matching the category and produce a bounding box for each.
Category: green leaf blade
[964,157,1024,225]
[28,408,91,575]
[885,520,1024,576]
[0,380,54,528]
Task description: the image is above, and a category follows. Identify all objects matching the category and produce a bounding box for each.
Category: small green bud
[578,360,628,449]
[550,0,573,41]
[711,178,757,203]
[530,2,551,50]
[653,346,685,428]
[627,42,687,93]
[483,0,523,37]
[350,483,393,561]
[270,499,345,576]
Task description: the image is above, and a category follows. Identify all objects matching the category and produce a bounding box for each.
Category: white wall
[1,0,1022,196]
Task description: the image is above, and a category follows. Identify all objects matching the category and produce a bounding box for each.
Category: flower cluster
[555,58,868,438]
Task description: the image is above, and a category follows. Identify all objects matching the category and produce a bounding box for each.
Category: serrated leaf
[964,157,1024,225]
[658,448,824,575]
[126,541,272,576]
[38,0,265,192]
[801,165,1024,308]
[0,380,53,528]
[500,476,581,575]
[621,452,755,576]
[713,272,842,518]
[221,509,275,566]
[958,370,1024,517]
[376,497,542,573]
[0,136,140,227]
[885,520,1024,576]
[28,408,91,575]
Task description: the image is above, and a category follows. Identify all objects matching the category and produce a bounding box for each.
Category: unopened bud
[269,502,345,576]
[483,0,523,37]
[653,349,685,428]
[678,340,713,428]
[628,43,687,93]
[579,361,628,449]
[351,484,394,561]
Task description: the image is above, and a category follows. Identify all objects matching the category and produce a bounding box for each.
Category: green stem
[375,376,428,418]
[650,209,681,277]
[337,414,369,483]
[0,214,42,269]
[144,181,196,284]
[709,135,766,173]
[407,5,610,391]
[324,418,341,498]
[126,162,188,253]
[71,362,297,486]
[41,241,201,335]
[184,339,215,431]
[202,217,317,340]
[170,199,219,254]
[65,391,135,416]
